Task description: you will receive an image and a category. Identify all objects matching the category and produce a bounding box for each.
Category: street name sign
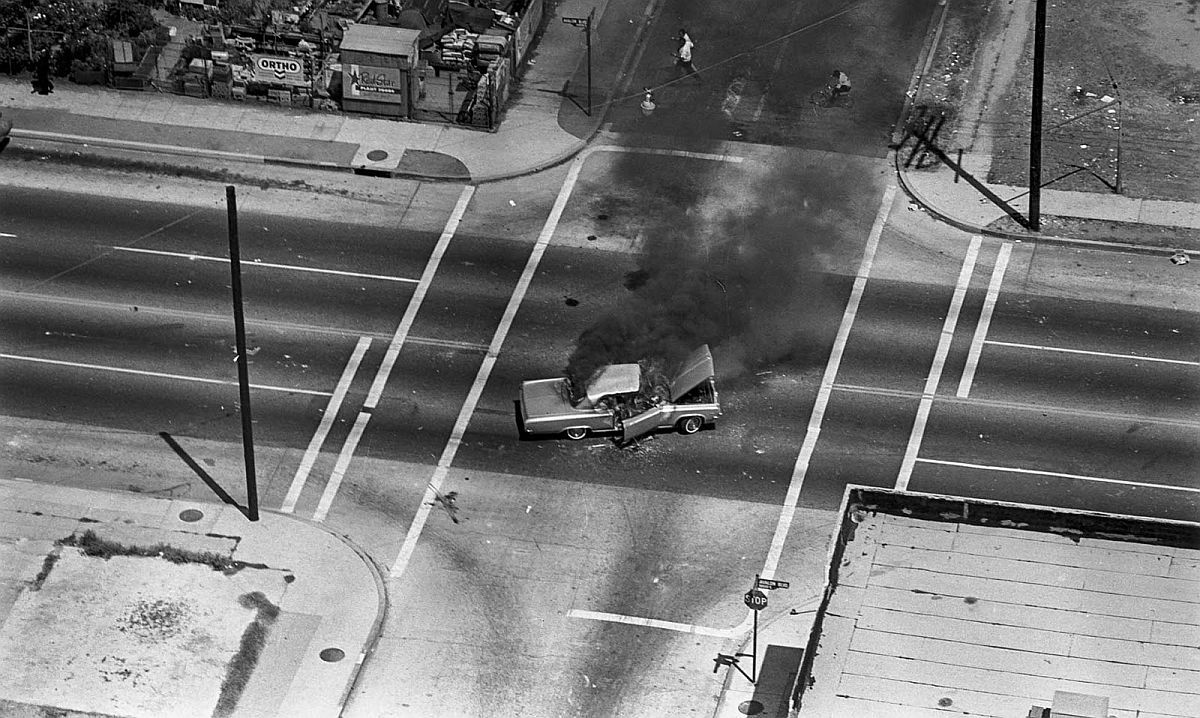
[561,17,588,26]
[744,588,767,611]
[756,578,790,590]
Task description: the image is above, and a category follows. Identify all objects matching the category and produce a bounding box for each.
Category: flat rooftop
[796,489,1200,718]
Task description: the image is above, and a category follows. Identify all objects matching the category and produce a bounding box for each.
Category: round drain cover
[738,700,764,715]
[366,149,389,161]
[319,647,345,663]
[178,509,204,523]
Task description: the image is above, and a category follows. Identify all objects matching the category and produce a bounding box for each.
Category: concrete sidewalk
[896,146,1200,256]
[0,0,623,184]
[0,478,384,718]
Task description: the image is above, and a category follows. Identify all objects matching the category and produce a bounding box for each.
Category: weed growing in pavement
[213,591,280,718]
[58,529,238,572]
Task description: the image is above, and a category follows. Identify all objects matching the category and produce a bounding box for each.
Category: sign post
[740,580,767,684]
[733,576,790,685]
[561,9,595,116]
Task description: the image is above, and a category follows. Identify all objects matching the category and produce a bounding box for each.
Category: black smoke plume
[565,153,852,394]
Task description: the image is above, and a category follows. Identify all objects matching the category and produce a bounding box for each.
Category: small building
[338,24,421,119]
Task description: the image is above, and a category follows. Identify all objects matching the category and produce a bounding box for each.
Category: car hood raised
[669,345,714,401]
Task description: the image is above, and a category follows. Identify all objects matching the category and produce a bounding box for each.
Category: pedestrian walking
[32,49,54,95]
[674,29,699,80]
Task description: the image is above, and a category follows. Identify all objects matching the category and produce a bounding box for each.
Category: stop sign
[744,588,767,611]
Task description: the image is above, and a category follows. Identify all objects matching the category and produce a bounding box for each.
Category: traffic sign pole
[561,11,594,116]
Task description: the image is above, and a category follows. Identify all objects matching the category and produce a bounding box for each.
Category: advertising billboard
[251,54,308,87]
[345,64,405,104]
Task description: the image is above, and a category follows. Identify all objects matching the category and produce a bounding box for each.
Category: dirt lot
[915,0,1200,203]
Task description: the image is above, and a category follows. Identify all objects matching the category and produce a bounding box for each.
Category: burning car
[518,345,721,442]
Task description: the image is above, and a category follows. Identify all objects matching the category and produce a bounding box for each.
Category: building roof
[339,24,421,55]
[797,489,1200,718]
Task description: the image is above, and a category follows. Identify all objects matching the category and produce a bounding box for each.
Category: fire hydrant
[640,88,656,115]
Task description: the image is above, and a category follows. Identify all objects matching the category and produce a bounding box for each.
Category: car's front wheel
[676,416,703,435]
[564,427,589,440]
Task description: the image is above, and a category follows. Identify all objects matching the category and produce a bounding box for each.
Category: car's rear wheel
[564,427,589,440]
[677,416,703,435]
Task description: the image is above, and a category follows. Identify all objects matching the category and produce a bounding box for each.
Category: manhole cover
[178,509,204,522]
[365,149,389,161]
[319,647,345,663]
[738,700,765,715]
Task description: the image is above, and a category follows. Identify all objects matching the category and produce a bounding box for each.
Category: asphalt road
[2,0,1197,712]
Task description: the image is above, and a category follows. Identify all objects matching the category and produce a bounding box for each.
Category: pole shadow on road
[158,431,252,519]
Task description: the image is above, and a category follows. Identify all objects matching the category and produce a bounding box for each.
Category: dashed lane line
[896,235,982,491]
[0,290,488,351]
[112,246,420,283]
[833,382,1200,429]
[985,340,1200,367]
[915,457,1200,494]
[0,353,332,396]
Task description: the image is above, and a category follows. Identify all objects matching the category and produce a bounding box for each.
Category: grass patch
[212,591,280,718]
[58,530,238,573]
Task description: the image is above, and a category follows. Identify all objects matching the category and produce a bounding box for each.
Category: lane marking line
[310,185,476,523]
[0,290,487,351]
[15,209,204,294]
[765,185,897,575]
[916,457,1200,494]
[365,186,476,411]
[957,242,1012,398]
[389,158,586,579]
[0,353,331,396]
[896,235,982,491]
[280,336,371,514]
[112,246,420,283]
[984,340,1200,367]
[392,146,744,583]
[565,610,733,638]
[833,382,1200,429]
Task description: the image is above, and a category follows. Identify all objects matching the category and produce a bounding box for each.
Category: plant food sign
[346,64,403,103]
[251,54,307,87]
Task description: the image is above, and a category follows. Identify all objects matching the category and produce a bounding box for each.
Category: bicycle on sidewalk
[809,70,854,110]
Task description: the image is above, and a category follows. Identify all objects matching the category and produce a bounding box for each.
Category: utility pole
[1029,0,1047,231]
[226,186,259,521]
[586,8,593,117]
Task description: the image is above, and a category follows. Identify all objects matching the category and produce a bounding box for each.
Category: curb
[256,509,390,718]
[892,151,1198,258]
[13,128,266,164]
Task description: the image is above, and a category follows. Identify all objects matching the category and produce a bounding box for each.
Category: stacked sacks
[474,34,507,70]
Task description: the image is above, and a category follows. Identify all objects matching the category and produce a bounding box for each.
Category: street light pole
[226,186,259,521]
[1029,0,1047,231]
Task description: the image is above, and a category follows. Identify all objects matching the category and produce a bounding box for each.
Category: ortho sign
[251,54,307,87]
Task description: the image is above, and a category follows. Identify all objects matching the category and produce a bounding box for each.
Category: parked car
[518,345,721,442]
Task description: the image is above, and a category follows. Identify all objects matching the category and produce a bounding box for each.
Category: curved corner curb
[469,136,591,185]
[257,509,388,717]
[891,152,1184,257]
